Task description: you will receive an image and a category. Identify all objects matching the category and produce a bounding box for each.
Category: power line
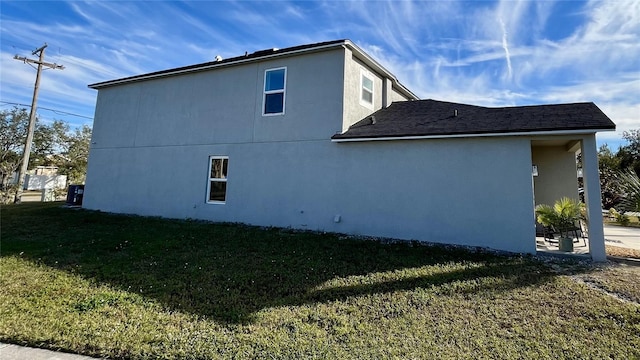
[0,101,93,120]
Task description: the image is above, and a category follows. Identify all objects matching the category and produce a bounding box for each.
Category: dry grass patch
[606,245,640,259]
[572,263,640,304]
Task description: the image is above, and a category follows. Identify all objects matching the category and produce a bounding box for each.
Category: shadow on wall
[2,203,564,324]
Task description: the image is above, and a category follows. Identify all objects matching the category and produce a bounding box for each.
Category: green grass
[1,202,639,359]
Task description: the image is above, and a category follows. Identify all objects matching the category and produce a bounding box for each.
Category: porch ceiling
[531,139,575,147]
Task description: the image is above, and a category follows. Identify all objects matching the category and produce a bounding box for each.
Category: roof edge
[89,40,349,89]
[331,128,615,143]
[88,39,419,99]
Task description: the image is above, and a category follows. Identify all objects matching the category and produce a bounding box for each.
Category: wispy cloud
[348,0,638,143]
[0,0,637,145]
[499,17,513,81]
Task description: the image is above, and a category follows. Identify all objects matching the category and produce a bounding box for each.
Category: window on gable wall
[207,156,228,203]
[360,69,374,108]
[263,67,286,115]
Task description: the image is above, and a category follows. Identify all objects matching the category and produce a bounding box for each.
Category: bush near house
[607,208,640,228]
[598,129,640,209]
[1,203,639,359]
[609,208,631,226]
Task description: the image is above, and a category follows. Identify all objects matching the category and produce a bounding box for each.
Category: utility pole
[13,43,64,203]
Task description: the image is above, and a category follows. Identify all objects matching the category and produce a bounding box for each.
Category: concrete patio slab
[536,223,640,257]
[0,343,101,360]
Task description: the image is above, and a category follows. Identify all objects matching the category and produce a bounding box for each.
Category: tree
[618,129,640,177]
[30,120,69,168]
[598,144,622,209]
[56,124,92,184]
[0,108,29,192]
[618,168,640,212]
[0,106,92,203]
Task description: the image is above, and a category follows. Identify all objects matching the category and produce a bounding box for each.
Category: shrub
[0,184,18,204]
[609,208,630,226]
[618,168,640,212]
[535,197,582,238]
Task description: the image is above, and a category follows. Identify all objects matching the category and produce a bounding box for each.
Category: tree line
[598,129,640,212]
[1,107,91,203]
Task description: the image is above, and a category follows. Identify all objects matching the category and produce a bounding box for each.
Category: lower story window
[207,156,228,203]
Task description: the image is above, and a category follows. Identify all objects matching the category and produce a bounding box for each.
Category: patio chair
[542,226,558,243]
[540,223,586,247]
[576,220,588,247]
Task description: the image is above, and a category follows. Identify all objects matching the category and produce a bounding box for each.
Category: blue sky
[1,0,638,149]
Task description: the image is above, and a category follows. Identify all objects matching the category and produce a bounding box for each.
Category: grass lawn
[1,202,639,359]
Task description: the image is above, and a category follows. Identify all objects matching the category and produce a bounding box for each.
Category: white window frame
[360,69,374,109]
[206,156,228,204]
[262,67,287,116]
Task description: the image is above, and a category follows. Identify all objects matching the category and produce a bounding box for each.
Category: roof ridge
[416,99,597,110]
[89,39,349,89]
[333,100,615,140]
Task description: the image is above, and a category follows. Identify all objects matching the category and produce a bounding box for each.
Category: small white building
[85,40,615,261]
[24,166,67,191]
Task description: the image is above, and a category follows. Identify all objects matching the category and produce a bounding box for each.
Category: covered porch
[531,134,606,261]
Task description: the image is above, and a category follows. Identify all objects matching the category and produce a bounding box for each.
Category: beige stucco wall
[86,46,557,257]
[342,50,377,131]
[86,135,537,254]
[90,48,347,150]
[531,145,579,206]
[390,86,410,103]
[340,49,415,132]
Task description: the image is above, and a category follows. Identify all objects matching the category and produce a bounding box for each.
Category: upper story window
[263,67,287,115]
[207,156,228,204]
[360,69,374,108]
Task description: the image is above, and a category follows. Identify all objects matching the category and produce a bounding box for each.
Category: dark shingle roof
[332,99,615,140]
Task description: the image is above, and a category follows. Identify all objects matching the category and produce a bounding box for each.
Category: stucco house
[85,39,615,261]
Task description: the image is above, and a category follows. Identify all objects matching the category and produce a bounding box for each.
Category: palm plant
[618,168,640,212]
[535,197,583,239]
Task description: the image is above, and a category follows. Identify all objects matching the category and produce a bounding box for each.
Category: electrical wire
[0,101,93,120]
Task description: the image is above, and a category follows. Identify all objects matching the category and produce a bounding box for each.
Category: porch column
[581,135,606,261]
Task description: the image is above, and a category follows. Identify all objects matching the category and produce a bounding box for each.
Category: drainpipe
[382,78,392,108]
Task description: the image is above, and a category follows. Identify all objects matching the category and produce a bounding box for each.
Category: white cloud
[357,0,639,141]
[499,18,512,81]
[1,0,637,143]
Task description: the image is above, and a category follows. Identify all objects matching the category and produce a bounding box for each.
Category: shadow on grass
[2,202,565,324]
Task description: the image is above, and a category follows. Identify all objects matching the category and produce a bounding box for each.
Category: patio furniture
[541,222,587,247]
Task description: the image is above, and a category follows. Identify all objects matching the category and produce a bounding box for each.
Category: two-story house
[85,39,615,260]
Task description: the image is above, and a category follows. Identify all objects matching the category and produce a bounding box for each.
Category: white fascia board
[90,42,348,90]
[331,128,614,143]
[343,40,419,101]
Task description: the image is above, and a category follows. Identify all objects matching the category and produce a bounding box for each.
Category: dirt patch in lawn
[606,245,640,260]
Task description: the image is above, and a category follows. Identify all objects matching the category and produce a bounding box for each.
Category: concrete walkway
[603,224,640,250]
[0,343,100,360]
